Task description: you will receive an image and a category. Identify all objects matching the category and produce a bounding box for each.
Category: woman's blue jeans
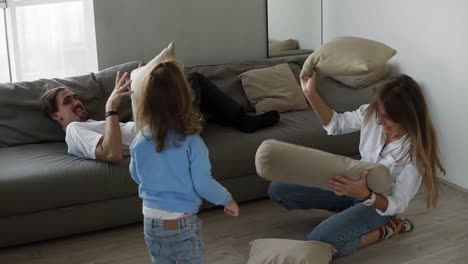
[268,182,392,257]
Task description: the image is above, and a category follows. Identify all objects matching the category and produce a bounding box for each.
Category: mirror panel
[267,0,322,58]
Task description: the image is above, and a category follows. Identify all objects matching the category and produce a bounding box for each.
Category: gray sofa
[0,55,372,247]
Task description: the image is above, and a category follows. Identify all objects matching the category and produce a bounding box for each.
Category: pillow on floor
[247,238,336,264]
[300,36,396,77]
[331,65,390,89]
[130,42,177,128]
[255,139,392,194]
[240,63,308,114]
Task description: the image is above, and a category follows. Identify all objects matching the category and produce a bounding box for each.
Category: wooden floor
[1,183,468,264]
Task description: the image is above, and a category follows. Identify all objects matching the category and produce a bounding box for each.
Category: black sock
[238,110,280,133]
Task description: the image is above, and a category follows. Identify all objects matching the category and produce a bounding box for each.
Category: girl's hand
[300,70,318,97]
[224,199,239,216]
[328,170,371,200]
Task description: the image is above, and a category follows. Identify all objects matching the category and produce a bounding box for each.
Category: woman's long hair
[136,60,203,152]
[366,74,446,207]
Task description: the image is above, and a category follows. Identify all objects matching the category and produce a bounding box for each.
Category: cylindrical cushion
[255,139,392,194]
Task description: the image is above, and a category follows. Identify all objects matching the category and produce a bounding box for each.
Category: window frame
[0,7,12,82]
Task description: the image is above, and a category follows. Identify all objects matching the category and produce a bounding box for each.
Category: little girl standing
[130,60,239,264]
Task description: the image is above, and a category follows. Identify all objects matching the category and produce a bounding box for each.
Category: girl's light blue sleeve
[129,145,141,184]
[189,136,232,206]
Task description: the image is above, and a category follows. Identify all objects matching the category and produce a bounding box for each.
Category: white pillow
[247,238,336,264]
[130,42,177,127]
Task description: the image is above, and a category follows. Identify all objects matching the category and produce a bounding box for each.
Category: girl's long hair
[136,60,203,152]
[366,74,446,207]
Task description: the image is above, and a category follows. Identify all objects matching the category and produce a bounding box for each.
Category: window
[2,0,98,82]
[0,8,10,82]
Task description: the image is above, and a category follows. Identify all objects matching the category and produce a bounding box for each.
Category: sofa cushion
[0,75,104,147]
[94,61,140,122]
[0,143,136,217]
[240,63,308,114]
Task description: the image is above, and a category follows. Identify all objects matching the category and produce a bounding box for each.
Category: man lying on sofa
[41,71,279,162]
[41,71,134,162]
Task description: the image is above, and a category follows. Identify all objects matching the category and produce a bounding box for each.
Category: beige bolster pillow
[255,139,392,194]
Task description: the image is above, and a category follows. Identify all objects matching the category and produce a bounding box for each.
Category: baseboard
[440,178,468,194]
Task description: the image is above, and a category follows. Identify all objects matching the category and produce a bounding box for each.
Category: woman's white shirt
[323,104,422,216]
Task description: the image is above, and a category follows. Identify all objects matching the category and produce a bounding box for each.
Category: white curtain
[8,0,98,81]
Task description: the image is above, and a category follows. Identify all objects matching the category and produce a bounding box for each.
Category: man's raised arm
[95,71,133,162]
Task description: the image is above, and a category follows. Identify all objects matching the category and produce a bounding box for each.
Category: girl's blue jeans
[268,182,392,257]
[144,215,204,264]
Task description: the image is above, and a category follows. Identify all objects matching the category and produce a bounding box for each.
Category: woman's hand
[328,170,371,200]
[106,71,133,111]
[300,70,318,97]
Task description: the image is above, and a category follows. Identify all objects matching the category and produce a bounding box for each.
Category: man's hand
[106,71,133,112]
[328,170,371,200]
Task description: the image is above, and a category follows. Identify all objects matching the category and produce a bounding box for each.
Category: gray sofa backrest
[0,75,104,147]
[93,61,140,122]
[0,54,373,148]
[0,62,139,148]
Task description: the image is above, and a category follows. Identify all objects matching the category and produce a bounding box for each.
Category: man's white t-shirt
[65,119,137,160]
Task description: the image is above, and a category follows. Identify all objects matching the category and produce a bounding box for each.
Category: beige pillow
[300,36,396,77]
[255,139,392,194]
[130,42,177,127]
[331,65,390,89]
[240,63,308,114]
[247,238,336,264]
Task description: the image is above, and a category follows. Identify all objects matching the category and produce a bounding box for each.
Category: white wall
[324,0,468,189]
[93,0,267,69]
[268,0,321,50]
